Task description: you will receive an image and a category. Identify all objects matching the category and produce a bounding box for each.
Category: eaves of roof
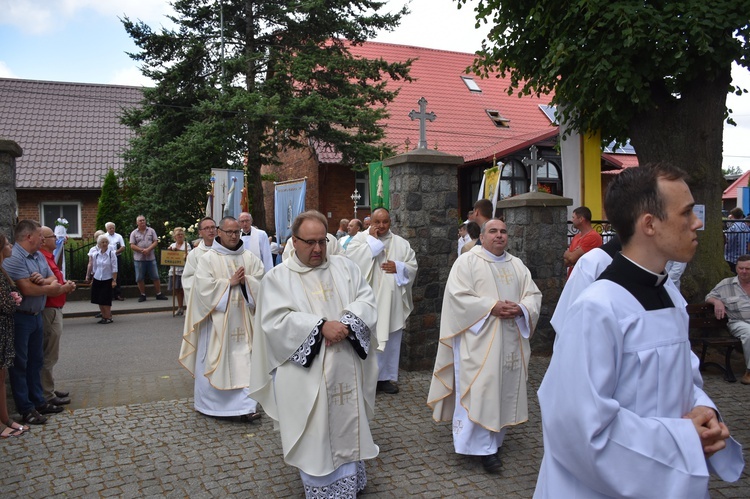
[0,77,144,190]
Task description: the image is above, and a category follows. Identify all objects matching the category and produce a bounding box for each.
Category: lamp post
[351,189,361,219]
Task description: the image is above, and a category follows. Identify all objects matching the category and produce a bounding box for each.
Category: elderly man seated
[706,253,750,384]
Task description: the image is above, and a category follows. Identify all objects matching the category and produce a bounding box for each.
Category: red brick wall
[262,146,371,233]
[17,189,101,238]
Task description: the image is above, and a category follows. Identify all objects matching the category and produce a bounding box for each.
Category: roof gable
[0,78,143,189]
[723,170,750,200]
[315,41,558,164]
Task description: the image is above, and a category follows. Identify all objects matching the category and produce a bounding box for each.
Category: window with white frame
[354,172,370,207]
[41,202,82,237]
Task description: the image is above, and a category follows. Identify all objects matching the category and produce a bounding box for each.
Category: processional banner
[274,178,307,245]
[477,164,502,214]
[369,161,390,210]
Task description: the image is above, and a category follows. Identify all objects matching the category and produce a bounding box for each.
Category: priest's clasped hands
[491,300,522,318]
[683,405,731,457]
[229,266,246,286]
[322,320,349,346]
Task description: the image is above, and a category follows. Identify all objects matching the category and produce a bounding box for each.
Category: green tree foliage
[464,0,749,300]
[120,0,412,231]
[95,169,124,233]
[722,165,743,177]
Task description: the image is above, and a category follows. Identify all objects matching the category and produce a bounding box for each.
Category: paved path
[1,305,749,497]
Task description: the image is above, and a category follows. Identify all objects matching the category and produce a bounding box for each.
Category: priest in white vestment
[428,218,541,473]
[179,217,265,419]
[181,217,216,296]
[535,164,744,498]
[249,210,379,498]
[346,208,417,394]
[238,212,273,273]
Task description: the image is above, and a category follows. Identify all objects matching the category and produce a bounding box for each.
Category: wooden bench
[686,303,743,383]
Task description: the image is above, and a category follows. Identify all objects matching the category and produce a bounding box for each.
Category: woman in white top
[87,234,118,324]
[168,227,190,316]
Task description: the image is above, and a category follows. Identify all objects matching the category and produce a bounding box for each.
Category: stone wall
[386,148,463,370]
[496,192,572,353]
[0,139,21,240]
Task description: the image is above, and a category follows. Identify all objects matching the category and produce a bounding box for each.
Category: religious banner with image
[274,178,307,245]
[369,161,390,210]
[477,163,503,213]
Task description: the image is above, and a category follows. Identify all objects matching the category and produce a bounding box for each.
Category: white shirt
[92,248,118,281]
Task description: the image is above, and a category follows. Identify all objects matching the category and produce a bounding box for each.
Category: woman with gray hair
[87,234,118,324]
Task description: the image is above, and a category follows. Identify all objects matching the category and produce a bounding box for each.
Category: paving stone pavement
[1,352,749,498]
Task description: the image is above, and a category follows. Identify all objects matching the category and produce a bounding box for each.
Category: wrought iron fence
[63,239,168,285]
[566,220,750,256]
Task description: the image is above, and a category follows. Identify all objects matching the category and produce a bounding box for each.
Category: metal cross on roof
[522,145,546,193]
[408,97,436,149]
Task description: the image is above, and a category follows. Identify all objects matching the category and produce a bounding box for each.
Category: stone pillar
[496,192,572,353]
[386,148,463,370]
[0,139,21,240]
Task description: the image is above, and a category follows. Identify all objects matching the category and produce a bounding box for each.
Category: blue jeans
[134,259,159,282]
[9,312,46,413]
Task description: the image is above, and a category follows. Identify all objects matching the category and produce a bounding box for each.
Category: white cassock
[249,254,379,498]
[346,230,417,381]
[427,245,541,456]
[282,233,343,261]
[241,226,273,273]
[178,241,265,416]
[181,240,212,297]
[549,246,613,343]
[535,255,744,498]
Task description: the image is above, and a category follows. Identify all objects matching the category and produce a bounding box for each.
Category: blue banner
[274,179,307,245]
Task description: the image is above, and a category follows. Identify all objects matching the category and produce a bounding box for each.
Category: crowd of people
[1,163,746,497]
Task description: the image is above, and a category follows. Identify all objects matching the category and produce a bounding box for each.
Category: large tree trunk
[243,0,267,231]
[628,66,733,303]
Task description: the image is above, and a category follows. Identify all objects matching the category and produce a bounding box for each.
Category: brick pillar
[496,192,572,352]
[0,139,21,240]
[386,149,463,370]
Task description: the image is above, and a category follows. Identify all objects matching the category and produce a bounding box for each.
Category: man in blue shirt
[2,220,65,424]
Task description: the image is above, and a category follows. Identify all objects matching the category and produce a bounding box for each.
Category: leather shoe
[116,296,125,301]
[48,396,71,406]
[36,403,64,414]
[155,294,168,301]
[22,409,47,425]
[741,371,750,385]
[54,390,69,398]
[481,453,502,473]
[138,295,147,302]
[376,380,399,394]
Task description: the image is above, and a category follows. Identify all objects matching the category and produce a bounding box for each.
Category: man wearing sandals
[179,216,265,421]
[2,220,66,425]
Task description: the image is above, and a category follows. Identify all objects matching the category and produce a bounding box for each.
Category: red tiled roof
[723,170,750,200]
[0,78,143,189]
[316,41,558,164]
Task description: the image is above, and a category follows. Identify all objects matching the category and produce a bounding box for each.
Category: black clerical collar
[598,253,674,311]
[242,231,251,236]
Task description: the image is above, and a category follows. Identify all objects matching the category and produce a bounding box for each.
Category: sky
[1,0,749,170]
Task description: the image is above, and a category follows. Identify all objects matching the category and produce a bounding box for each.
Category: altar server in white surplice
[179,216,265,421]
[428,218,542,473]
[181,217,216,297]
[249,210,379,498]
[238,212,273,273]
[346,207,417,395]
[535,163,744,498]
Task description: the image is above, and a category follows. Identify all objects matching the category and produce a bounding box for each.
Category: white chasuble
[428,245,541,432]
[345,230,417,351]
[179,243,264,391]
[249,255,379,478]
